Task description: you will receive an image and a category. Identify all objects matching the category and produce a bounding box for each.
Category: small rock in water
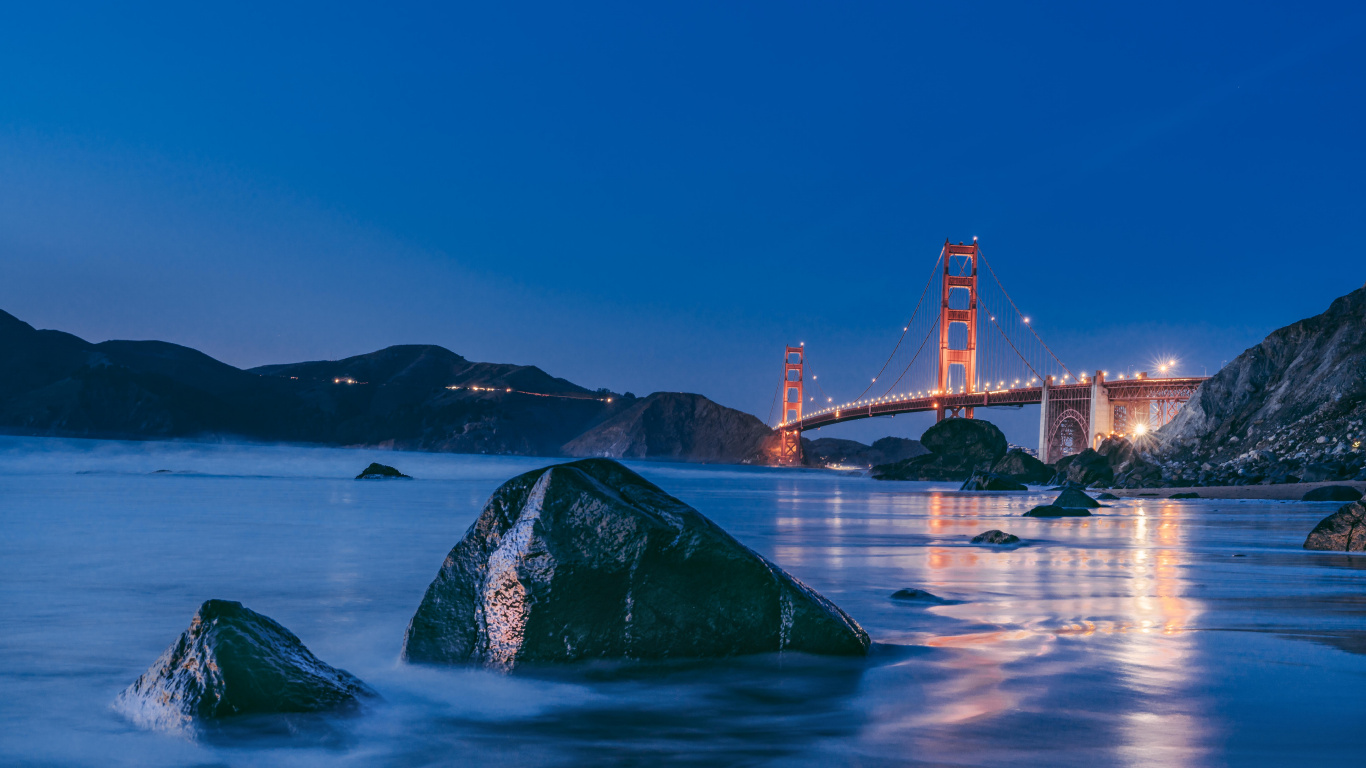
[114,600,375,733]
[151,469,173,474]
[890,588,951,603]
[970,530,1021,545]
[401,459,869,667]
[1170,492,1201,499]
[1054,487,1100,508]
[1304,501,1366,552]
[1095,492,1120,501]
[356,462,411,479]
[1302,485,1364,502]
[1024,505,1091,518]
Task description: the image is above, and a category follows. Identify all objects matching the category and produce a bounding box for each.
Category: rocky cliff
[1155,285,1366,485]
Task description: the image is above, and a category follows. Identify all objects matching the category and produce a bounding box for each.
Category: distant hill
[0,308,624,455]
[0,308,931,467]
[562,392,779,463]
[804,436,927,469]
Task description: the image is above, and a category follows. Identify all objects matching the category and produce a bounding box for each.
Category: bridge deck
[786,377,1207,432]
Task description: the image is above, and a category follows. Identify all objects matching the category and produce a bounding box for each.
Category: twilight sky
[2,2,1363,446]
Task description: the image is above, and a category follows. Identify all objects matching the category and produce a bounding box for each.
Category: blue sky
[2,2,1363,446]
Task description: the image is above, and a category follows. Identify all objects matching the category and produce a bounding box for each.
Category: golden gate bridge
[771,239,1207,466]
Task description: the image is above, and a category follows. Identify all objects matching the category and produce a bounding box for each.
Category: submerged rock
[401,459,870,667]
[356,462,411,479]
[1096,492,1120,501]
[970,530,1021,545]
[959,472,1028,491]
[1170,492,1201,499]
[1304,501,1366,551]
[114,600,374,732]
[1302,485,1364,502]
[889,588,951,603]
[1054,487,1100,509]
[1024,505,1091,518]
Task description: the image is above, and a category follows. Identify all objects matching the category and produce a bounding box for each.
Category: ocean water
[1,435,1364,767]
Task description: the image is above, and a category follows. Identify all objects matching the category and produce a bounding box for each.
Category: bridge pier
[1088,371,1112,450]
[1037,376,1050,463]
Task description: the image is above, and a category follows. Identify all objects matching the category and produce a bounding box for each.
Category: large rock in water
[1050,448,1114,487]
[356,462,411,479]
[401,459,870,667]
[1303,485,1364,502]
[921,418,1008,464]
[990,448,1052,484]
[1048,437,1165,489]
[1304,501,1366,551]
[872,419,1008,481]
[1054,487,1101,508]
[114,600,374,732]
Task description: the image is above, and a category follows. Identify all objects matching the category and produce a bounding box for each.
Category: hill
[0,309,625,455]
[562,392,778,463]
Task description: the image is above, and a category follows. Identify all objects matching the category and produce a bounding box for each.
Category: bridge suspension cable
[849,249,943,403]
[978,251,1076,383]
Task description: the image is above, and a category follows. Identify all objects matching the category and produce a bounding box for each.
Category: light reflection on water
[2,436,1365,766]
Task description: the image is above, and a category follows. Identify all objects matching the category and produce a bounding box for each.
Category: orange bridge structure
[773,240,1206,465]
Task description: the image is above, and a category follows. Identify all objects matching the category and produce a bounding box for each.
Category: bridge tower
[936,240,979,421]
[777,345,804,465]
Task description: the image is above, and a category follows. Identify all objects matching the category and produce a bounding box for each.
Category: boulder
[970,530,1021,545]
[1301,463,1340,483]
[1054,487,1100,508]
[990,448,1052,484]
[1051,449,1114,487]
[920,418,1008,465]
[1096,492,1120,500]
[114,600,374,732]
[1024,505,1091,518]
[356,462,411,479]
[1302,485,1364,502]
[1170,492,1201,499]
[401,459,870,667]
[1304,501,1366,551]
[959,472,1028,491]
[872,418,1008,481]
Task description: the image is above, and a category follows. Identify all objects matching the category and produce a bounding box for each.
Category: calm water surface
[1,436,1364,767]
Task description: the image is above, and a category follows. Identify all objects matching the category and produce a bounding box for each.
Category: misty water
[2,436,1364,767]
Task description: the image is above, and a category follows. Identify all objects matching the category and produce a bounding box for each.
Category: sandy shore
[1106,481,1366,501]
